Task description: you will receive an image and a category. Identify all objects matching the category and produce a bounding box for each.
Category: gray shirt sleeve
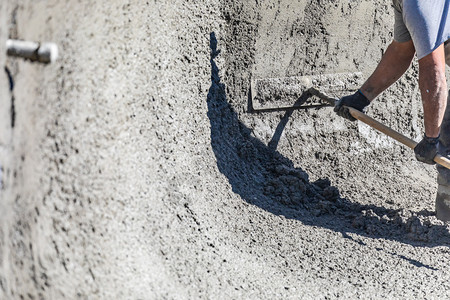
[392,0,450,59]
[392,1,411,43]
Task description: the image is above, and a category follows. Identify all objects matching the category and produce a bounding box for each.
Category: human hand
[414,135,439,165]
[334,90,370,121]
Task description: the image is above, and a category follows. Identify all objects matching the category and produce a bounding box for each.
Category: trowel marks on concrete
[208,32,450,245]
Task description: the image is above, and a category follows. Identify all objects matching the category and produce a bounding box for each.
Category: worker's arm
[360,40,415,101]
[418,44,447,138]
[335,40,415,121]
[414,44,448,164]
[362,40,447,138]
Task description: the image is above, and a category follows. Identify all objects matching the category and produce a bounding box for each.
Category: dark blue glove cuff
[353,90,370,111]
[424,135,440,145]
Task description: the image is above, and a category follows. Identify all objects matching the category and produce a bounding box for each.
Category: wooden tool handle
[347,106,450,170]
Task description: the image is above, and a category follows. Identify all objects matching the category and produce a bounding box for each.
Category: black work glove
[414,135,439,165]
[334,90,371,121]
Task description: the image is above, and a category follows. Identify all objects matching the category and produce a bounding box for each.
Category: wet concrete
[1,0,450,299]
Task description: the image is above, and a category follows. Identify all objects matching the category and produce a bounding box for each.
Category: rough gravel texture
[1,1,450,299]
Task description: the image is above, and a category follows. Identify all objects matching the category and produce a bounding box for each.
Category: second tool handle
[346,106,450,170]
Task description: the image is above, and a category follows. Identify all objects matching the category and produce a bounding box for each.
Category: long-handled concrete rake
[250,73,450,169]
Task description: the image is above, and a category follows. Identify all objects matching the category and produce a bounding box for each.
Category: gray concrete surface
[1,0,450,299]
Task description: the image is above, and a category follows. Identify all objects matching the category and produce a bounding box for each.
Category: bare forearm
[419,44,448,138]
[421,82,447,138]
[360,40,415,101]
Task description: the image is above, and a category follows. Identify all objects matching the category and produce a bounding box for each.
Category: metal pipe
[6,39,58,64]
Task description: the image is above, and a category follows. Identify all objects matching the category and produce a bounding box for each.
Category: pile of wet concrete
[3,1,450,298]
[208,30,450,245]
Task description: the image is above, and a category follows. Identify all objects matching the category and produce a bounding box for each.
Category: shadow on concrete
[207,32,450,257]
